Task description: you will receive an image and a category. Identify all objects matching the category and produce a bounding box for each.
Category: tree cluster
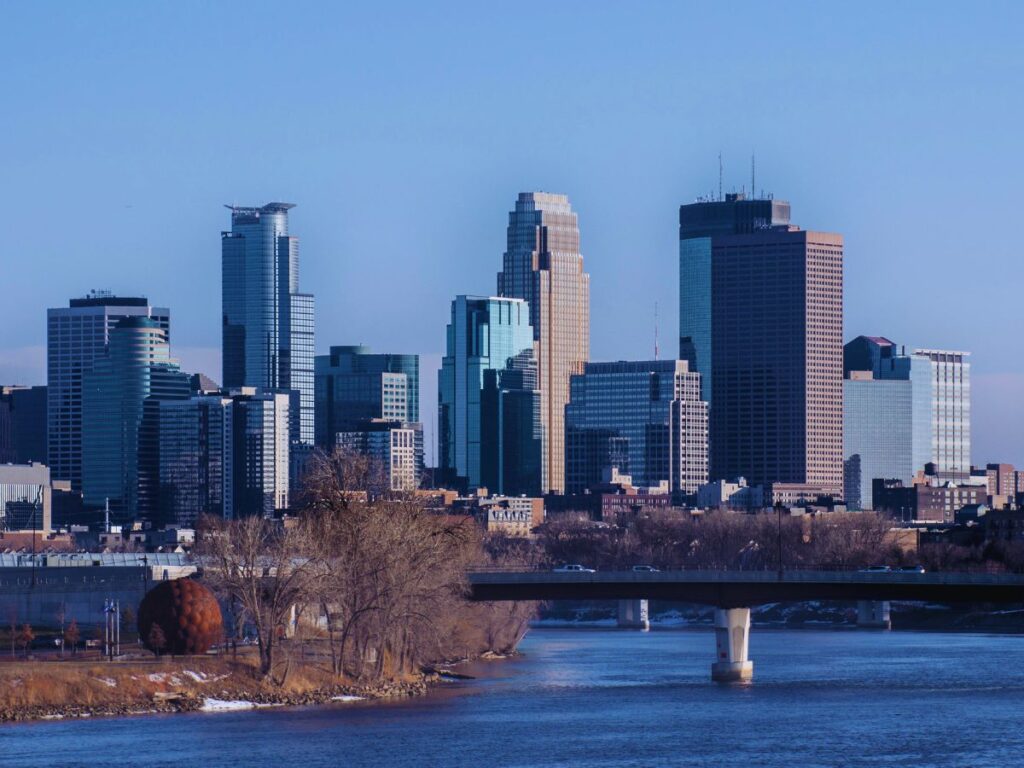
[537,510,905,571]
[199,450,535,684]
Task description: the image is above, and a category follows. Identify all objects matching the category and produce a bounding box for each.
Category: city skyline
[2,4,1022,465]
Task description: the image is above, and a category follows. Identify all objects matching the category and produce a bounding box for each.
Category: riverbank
[0,654,443,724]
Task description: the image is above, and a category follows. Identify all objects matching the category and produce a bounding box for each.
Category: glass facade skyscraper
[679,194,843,492]
[0,386,47,465]
[315,345,423,486]
[565,360,708,495]
[222,203,314,445]
[438,296,535,492]
[481,349,542,496]
[47,293,169,491]
[81,317,190,518]
[314,345,419,446]
[915,349,971,480]
[154,388,290,524]
[156,394,234,526]
[842,336,968,509]
[497,192,589,494]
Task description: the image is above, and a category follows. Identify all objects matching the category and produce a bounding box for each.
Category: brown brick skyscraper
[679,194,843,492]
[498,193,590,494]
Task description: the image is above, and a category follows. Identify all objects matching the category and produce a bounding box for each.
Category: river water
[4,627,1024,768]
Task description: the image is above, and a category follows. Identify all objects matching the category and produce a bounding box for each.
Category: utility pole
[775,502,784,581]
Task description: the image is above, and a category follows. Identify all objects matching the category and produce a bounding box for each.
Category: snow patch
[148,673,166,683]
[201,698,255,712]
[330,695,365,702]
[95,677,117,688]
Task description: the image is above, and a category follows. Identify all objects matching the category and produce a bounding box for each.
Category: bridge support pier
[617,599,650,630]
[712,607,753,683]
[856,600,891,630]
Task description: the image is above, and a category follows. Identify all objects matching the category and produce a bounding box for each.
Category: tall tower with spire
[497,192,590,494]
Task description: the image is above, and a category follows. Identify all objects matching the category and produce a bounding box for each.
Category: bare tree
[301,450,476,681]
[18,624,34,658]
[198,514,325,680]
[64,619,80,656]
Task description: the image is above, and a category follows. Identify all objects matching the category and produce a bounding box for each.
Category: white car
[553,564,596,573]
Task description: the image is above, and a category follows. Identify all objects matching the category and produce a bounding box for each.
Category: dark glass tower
[565,360,707,495]
[438,296,535,492]
[81,317,190,519]
[679,194,843,491]
[47,292,169,491]
[314,345,419,447]
[222,203,315,445]
[481,349,542,496]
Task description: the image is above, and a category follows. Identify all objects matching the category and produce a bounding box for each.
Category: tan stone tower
[497,192,590,494]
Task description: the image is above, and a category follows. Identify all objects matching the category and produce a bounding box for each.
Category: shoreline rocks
[0,674,434,724]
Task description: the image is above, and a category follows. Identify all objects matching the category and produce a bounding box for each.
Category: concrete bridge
[467,570,1024,682]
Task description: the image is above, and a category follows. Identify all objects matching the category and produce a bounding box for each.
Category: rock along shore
[0,674,439,724]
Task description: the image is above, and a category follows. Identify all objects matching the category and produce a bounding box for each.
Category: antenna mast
[654,302,660,360]
[718,153,723,201]
[751,154,756,198]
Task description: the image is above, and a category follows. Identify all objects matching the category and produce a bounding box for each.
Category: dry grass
[0,650,342,713]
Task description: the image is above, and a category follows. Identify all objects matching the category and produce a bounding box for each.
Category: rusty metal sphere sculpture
[138,579,223,655]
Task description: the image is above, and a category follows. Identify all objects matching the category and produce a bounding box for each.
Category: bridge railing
[465,567,1024,586]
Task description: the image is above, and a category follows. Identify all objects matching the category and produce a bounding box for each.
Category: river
[4,627,1023,768]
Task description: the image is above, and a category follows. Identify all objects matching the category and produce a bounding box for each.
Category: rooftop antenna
[654,301,660,360]
[718,153,723,201]
[751,154,756,199]
[104,498,110,534]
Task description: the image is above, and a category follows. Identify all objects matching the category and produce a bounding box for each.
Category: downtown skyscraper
[47,292,170,491]
[222,203,315,444]
[438,296,536,493]
[81,317,190,517]
[497,192,589,494]
[679,193,843,492]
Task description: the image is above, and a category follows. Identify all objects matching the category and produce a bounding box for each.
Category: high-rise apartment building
[497,192,589,494]
[843,336,971,508]
[222,203,315,444]
[154,388,291,525]
[314,345,419,447]
[336,420,421,492]
[0,462,53,533]
[0,386,47,464]
[914,349,971,480]
[438,296,535,492]
[315,345,423,486]
[679,194,843,492]
[81,317,190,518]
[47,292,169,491]
[564,360,708,495]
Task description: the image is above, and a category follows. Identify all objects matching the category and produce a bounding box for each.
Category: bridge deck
[467,570,1024,607]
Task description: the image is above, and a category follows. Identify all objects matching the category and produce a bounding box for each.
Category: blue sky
[1,2,1022,465]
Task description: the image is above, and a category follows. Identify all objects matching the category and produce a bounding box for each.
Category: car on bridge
[860,565,892,573]
[898,565,927,573]
[632,565,660,572]
[552,564,596,573]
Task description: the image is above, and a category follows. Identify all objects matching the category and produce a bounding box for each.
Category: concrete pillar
[617,599,650,630]
[856,600,891,630]
[712,607,753,682]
